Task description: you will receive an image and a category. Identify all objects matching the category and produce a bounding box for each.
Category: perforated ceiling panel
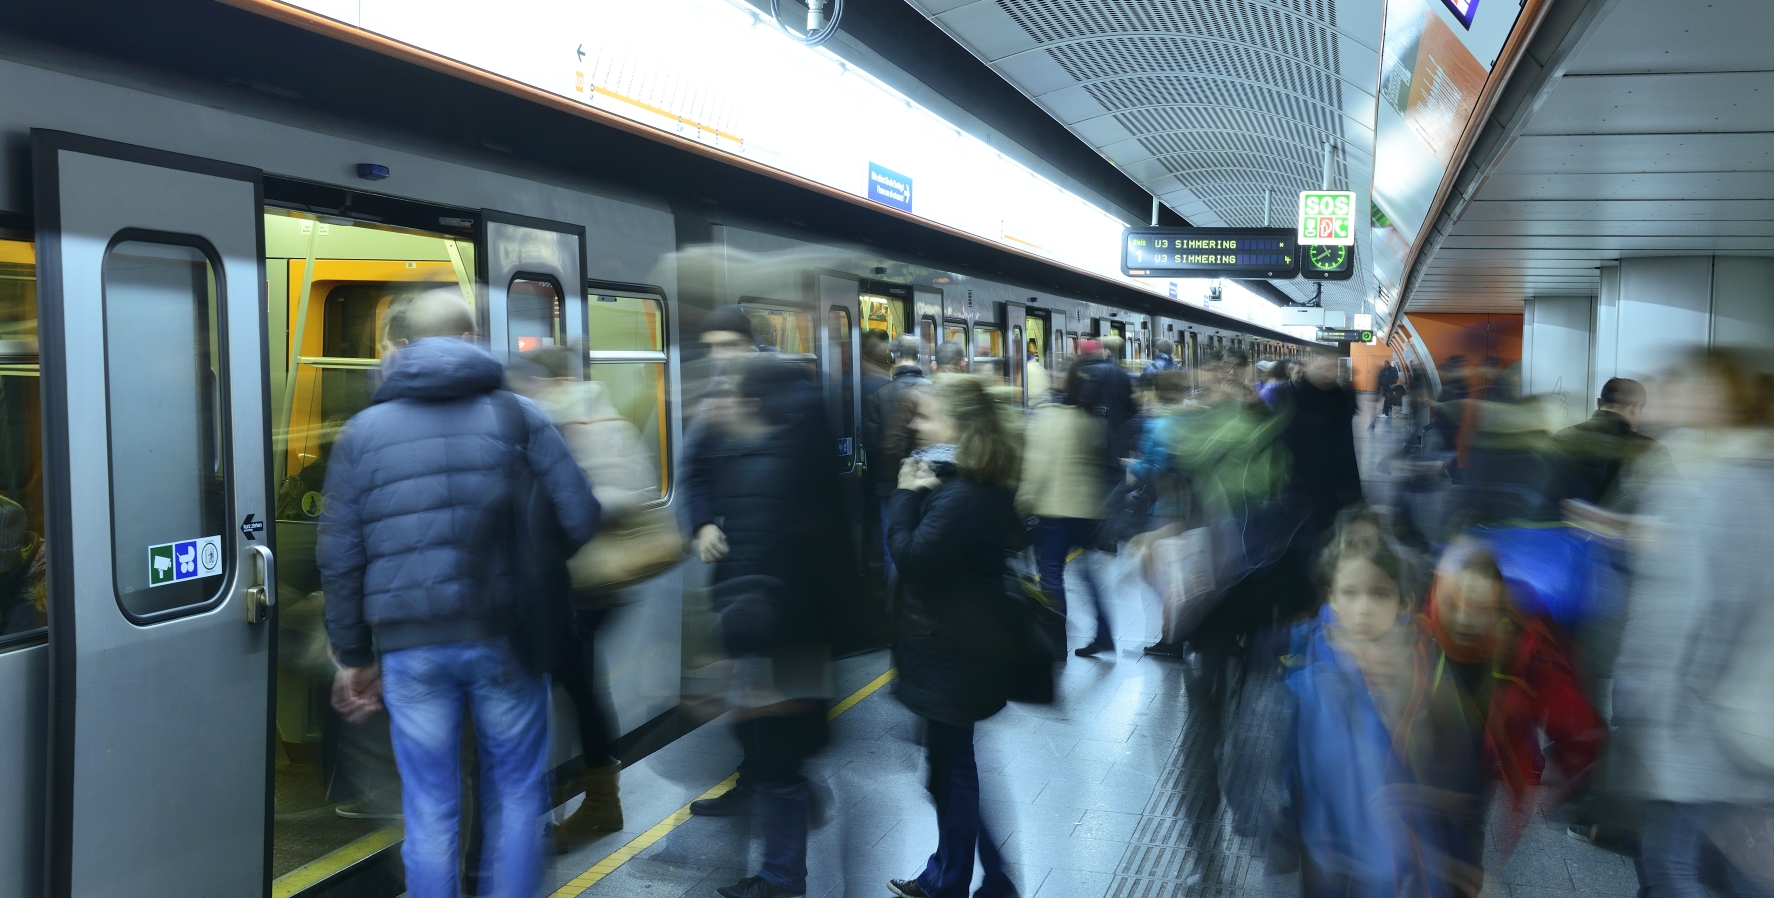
[906,0,1384,311]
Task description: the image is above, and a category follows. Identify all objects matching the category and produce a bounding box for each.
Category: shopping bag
[1143,525,1217,643]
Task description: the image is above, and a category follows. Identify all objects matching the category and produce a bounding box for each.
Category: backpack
[489,391,576,675]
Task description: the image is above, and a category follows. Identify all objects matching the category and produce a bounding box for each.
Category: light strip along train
[0,3,1311,897]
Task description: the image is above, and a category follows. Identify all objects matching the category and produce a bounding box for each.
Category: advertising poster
[1369,0,1526,296]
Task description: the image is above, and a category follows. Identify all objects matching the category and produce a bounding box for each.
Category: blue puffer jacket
[320,338,600,667]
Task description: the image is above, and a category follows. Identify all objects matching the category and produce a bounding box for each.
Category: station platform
[542,648,1637,898]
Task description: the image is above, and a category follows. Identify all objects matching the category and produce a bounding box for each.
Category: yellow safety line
[549,666,898,898]
[827,667,897,721]
[272,821,406,898]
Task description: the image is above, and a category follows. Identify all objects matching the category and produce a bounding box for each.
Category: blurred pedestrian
[1611,348,1774,898]
[1279,521,1482,898]
[1557,377,1671,513]
[1278,348,1362,539]
[510,345,665,847]
[864,335,931,582]
[689,356,844,898]
[1422,540,1605,854]
[886,377,1028,898]
[320,290,600,898]
[934,341,968,376]
[1378,361,1400,418]
[1019,360,1115,657]
[1088,335,1137,458]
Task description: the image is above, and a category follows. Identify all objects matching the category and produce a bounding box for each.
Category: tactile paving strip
[1106,666,1291,897]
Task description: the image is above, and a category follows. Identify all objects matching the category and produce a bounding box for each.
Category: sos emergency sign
[1297,190,1356,246]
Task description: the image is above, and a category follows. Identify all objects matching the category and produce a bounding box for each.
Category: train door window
[1066,333,1077,358]
[942,321,966,347]
[508,276,563,353]
[104,240,228,619]
[971,323,1004,382]
[918,316,936,369]
[827,307,855,470]
[859,292,905,340]
[585,292,669,499]
[0,233,44,641]
[744,306,814,357]
[263,208,478,880]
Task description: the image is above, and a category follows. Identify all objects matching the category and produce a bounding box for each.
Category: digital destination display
[1121,227,1298,279]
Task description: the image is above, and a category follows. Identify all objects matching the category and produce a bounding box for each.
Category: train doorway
[262,201,484,891]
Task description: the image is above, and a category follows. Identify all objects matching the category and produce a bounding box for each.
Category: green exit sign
[1298,190,1356,246]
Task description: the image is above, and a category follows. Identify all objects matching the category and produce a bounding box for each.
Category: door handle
[244,543,276,624]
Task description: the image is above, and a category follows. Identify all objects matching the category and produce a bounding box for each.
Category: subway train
[0,13,1310,898]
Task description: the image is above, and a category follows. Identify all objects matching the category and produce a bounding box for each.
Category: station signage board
[866,162,913,213]
[1317,327,1376,344]
[1297,190,1357,245]
[1121,227,1297,279]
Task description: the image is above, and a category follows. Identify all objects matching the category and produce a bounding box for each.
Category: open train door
[32,130,275,897]
[478,209,586,364]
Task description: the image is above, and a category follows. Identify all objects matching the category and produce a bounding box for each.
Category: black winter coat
[862,366,930,497]
[887,472,1028,724]
[702,420,843,648]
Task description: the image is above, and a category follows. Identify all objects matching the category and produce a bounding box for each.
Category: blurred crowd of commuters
[307,289,1774,898]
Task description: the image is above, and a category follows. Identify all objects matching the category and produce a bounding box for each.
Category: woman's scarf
[911,443,958,466]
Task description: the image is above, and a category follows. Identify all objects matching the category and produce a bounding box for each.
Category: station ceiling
[1408,0,1774,313]
[902,0,1385,313]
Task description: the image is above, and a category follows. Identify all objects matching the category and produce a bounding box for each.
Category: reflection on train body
[0,236,42,641]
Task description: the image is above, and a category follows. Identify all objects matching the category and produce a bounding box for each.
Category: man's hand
[695,523,729,564]
[331,662,383,724]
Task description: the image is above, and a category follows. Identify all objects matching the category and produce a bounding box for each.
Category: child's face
[1329,558,1404,643]
[1439,569,1504,647]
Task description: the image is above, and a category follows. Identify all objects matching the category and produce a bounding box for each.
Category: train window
[971,323,1004,382]
[917,316,936,369]
[508,276,563,353]
[0,235,43,641]
[586,293,669,499]
[827,307,855,471]
[103,240,228,620]
[943,322,967,348]
[744,306,814,357]
[859,293,905,340]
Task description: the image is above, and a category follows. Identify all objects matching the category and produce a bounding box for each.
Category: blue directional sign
[866,162,913,213]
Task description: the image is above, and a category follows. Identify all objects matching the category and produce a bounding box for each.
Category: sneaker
[1143,641,1187,658]
[690,786,752,817]
[1074,639,1114,658]
[333,798,402,819]
[716,875,805,898]
[888,880,932,898]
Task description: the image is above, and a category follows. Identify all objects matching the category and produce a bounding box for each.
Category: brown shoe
[553,762,624,852]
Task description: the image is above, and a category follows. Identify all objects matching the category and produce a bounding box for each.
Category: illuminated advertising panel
[1368,0,1526,298]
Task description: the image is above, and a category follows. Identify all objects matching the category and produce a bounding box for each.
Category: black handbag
[490,391,575,675]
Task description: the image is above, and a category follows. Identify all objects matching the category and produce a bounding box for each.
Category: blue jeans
[735,711,826,891]
[381,636,551,898]
[1635,802,1773,898]
[917,720,1014,898]
[1035,517,1110,645]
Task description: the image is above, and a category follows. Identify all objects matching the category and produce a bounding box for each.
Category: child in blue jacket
[1278,520,1486,898]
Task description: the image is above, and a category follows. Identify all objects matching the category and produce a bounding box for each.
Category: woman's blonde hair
[934,376,1020,489]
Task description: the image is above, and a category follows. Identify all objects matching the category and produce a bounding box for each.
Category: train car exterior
[0,20,1309,898]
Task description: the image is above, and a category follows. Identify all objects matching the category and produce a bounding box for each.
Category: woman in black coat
[886,377,1028,898]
